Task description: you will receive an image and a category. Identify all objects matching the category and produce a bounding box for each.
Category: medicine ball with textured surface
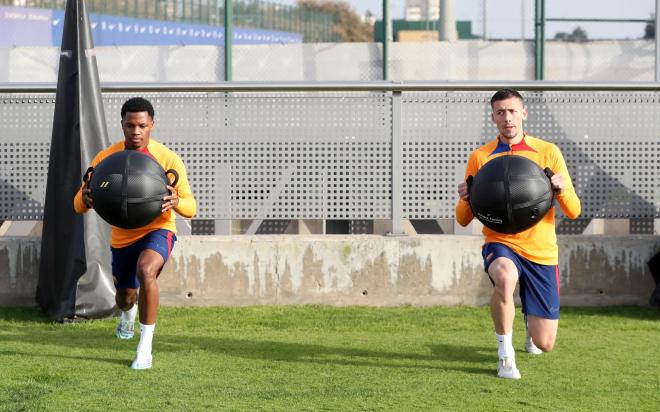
[86,150,178,229]
[468,155,553,234]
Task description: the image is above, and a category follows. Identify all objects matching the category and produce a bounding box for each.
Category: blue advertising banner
[0,6,54,47]
[1,5,303,47]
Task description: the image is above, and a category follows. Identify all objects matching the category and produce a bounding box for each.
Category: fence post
[534,0,545,80]
[390,90,404,235]
[382,0,391,80]
[656,0,660,81]
[225,0,232,81]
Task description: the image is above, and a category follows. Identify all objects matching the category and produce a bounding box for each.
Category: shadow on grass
[0,306,51,323]
[560,306,660,321]
[0,349,128,367]
[1,305,658,324]
[5,305,656,376]
[0,326,493,376]
[157,334,494,376]
[430,343,492,363]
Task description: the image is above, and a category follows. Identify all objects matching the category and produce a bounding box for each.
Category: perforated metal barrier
[1,84,658,234]
[0,95,53,220]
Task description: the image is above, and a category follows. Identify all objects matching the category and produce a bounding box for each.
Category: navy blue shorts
[482,242,560,320]
[111,229,176,289]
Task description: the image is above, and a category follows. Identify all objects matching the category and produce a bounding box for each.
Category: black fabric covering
[36,0,109,321]
[648,251,660,308]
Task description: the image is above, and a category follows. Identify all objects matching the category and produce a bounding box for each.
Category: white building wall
[405,0,440,21]
[0,40,654,83]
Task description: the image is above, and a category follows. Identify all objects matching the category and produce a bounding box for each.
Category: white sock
[137,323,155,358]
[121,304,137,323]
[496,331,515,359]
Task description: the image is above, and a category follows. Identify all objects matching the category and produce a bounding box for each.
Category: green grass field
[1,305,659,411]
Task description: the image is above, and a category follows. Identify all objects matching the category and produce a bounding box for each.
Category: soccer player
[74,97,196,369]
[455,89,581,379]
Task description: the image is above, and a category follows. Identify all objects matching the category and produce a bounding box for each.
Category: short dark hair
[121,97,154,119]
[490,89,524,107]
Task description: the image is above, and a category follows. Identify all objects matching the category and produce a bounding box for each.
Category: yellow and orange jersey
[74,139,196,248]
[455,134,581,265]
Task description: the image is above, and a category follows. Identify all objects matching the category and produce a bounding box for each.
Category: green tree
[554,26,588,42]
[644,13,655,40]
[297,0,373,42]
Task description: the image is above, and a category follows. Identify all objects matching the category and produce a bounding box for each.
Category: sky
[279,0,655,40]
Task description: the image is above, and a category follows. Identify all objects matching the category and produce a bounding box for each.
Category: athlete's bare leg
[487,256,519,334]
[115,287,138,311]
[135,249,165,325]
[526,316,558,352]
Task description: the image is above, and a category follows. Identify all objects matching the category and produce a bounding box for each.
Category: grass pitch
[1,305,659,411]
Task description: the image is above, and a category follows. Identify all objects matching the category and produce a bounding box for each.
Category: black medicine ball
[85,151,178,229]
[468,155,554,234]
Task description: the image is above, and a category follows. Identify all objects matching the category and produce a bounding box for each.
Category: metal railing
[0,81,658,235]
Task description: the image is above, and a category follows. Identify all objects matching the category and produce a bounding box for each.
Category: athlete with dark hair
[74,97,196,369]
[456,89,581,379]
[121,96,155,119]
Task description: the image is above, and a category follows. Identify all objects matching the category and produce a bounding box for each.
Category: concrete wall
[0,237,41,306]
[2,235,658,308]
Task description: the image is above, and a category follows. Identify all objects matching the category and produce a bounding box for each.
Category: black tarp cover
[37,0,114,321]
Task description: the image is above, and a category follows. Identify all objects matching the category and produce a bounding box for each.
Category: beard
[500,126,518,139]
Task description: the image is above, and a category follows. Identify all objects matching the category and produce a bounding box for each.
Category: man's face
[491,97,527,141]
[121,111,153,150]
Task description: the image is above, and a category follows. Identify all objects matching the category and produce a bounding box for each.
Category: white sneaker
[130,354,152,370]
[525,336,543,355]
[115,318,135,340]
[497,357,521,379]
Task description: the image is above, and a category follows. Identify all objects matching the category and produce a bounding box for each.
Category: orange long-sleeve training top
[74,139,196,249]
[455,135,581,265]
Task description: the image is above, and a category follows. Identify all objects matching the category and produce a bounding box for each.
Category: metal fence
[0,82,658,235]
[2,1,658,82]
